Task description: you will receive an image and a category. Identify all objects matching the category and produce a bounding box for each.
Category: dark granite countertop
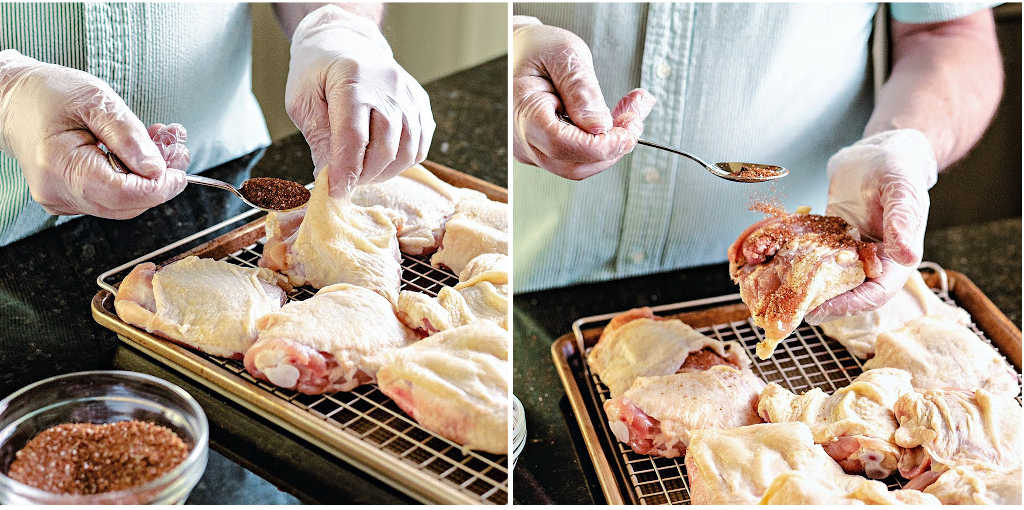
[512,216,1022,505]
[0,55,505,504]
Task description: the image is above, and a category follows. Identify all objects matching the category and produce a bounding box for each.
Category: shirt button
[656,61,672,79]
[643,167,661,183]
[630,251,646,264]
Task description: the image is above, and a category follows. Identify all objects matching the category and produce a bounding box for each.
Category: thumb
[612,88,656,138]
[544,42,612,135]
[79,86,167,179]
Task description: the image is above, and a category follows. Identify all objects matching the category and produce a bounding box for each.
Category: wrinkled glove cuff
[291,5,392,59]
[827,128,938,190]
[513,15,542,31]
[0,50,45,153]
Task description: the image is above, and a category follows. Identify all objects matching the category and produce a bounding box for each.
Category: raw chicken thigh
[377,321,509,454]
[350,164,485,255]
[819,271,970,358]
[759,470,939,504]
[259,169,403,302]
[398,254,508,333]
[587,308,750,397]
[115,256,289,358]
[863,316,1019,398]
[604,365,765,457]
[893,388,1022,481]
[757,368,914,479]
[728,210,882,359]
[684,422,872,504]
[914,464,1021,505]
[430,196,508,275]
[244,283,418,394]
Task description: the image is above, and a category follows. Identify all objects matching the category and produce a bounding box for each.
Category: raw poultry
[115,256,289,358]
[603,365,765,458]
[819,271,970,358]
[863,316,1020,398]
[756,368,913,479]
[587,307,750,397]
[259,169,403,302]
[350,164,486,255]
[398,253,509,333]
[430,195,508,275]
[893,388,1022,482]
[683,422,932,505]
[758,470,939,504]
[244,283,419,394]
[910,464,1021,505]
[728,209,882,359]
[377,321,509,454]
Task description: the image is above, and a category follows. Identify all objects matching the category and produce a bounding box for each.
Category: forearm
[272,2,383,40]
[864,9,1002,170]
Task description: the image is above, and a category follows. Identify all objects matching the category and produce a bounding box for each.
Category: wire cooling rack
[95,213,508,505]
[569,270,1021,505]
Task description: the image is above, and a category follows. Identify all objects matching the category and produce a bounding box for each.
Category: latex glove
[0,50,186,219]
[513,17,656,180]
[805,129,937,324]
[148,123,191,171]
[285,5,434,197]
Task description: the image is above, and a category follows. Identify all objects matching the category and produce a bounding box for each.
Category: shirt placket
[615,3,695,274]
[83,3,131,102]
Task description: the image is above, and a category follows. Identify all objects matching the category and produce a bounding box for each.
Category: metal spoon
[105,151,307,212]
[555,112,788,183]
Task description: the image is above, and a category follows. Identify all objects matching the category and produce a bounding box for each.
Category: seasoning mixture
[239,177,310,211]
[716,162,785,181]
[7,421,189,495]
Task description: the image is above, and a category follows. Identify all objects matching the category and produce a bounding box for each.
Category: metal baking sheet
[551,264,1022,505]
[92,162,508,505]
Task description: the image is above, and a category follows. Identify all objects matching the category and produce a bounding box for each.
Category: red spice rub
[239,177,310,211]
[7,421,189,495]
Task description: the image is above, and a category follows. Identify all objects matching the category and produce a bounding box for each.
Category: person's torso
[513,2,877,292]
[0,2,271,245]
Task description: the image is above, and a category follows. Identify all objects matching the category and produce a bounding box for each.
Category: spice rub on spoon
[106,151,310,212]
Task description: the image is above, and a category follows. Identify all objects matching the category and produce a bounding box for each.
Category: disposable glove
[0,50,186,219]
[285,5,434,197]
[148,123,191,171]
[513,18,655,180]
[805,129,938,324]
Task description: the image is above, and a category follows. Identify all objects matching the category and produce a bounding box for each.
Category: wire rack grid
[572,287,1021,505]
[113,238,508,505]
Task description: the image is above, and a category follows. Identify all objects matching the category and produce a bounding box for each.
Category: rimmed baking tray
[92,161,508,505]
[551,263,1022,505]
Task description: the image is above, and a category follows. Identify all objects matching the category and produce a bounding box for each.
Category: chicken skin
[398,254,508,334]
[757,368,914,479]
[377,321,509,454]
[244,284,418,394]
[863,316,1019,398]
[115,256,289,358]
[728,210,882,359]
[430,196,508,275]
[587,307,750,397]
[759,470,939,504]
[911,464,1021,505]
[604,365,765,458]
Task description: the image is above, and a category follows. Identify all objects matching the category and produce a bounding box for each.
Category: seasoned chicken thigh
[759,470,939,504]
[819,271,970,358]
[430,196,508,275]
[587,308,750,397]
[259,169,403,302]
[115,256,289,358]
[757,368,914,479]
[914,464,1022,505]
[350,165,485,255]
[604,365,765,458]
[893,389,1022,481]
[863,316,1019,398]
[728,210,882,359]
[377,321,509,454]
[244,284,418,394]
[398,254,508,333]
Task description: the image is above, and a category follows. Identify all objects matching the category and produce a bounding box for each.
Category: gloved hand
[805,129,938,324]
[513,17,656,180]
[148,123,191,171]
[0,50,187,219]
[285,5,434,197]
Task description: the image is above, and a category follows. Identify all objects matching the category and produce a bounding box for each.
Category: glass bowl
[0,370,208,504]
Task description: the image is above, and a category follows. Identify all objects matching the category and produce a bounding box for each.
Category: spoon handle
[635,139,715,171]
[185,174,239,193]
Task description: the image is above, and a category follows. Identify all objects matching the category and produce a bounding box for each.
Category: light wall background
[250,3,508,141]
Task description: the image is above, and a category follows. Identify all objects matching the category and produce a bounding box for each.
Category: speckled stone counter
[0,56,505,504]
[512,216,1022,505]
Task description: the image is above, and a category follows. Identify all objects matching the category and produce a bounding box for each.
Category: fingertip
[573,111,613,135]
